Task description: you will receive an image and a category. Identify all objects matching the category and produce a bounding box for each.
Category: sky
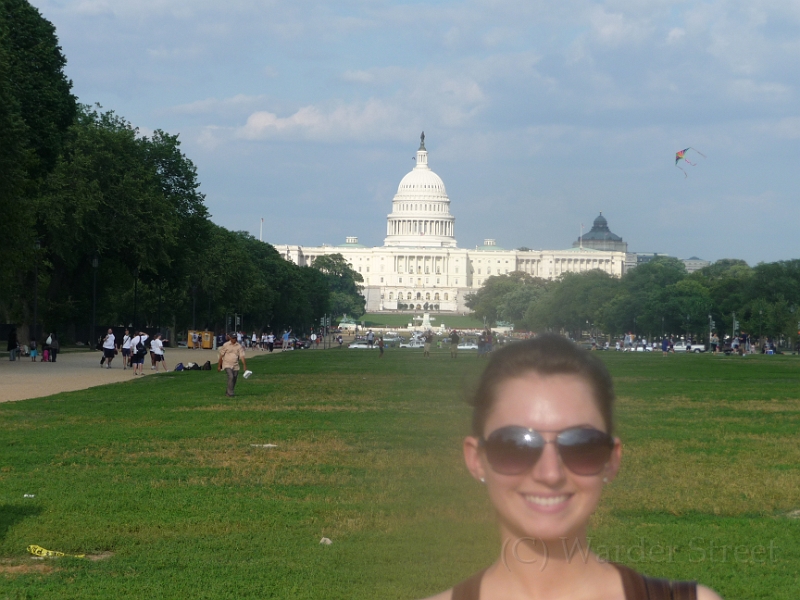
[32,0,800,264]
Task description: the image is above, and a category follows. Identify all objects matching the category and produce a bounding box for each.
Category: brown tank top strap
[450,568,487,600]
[612,562,698,600]
[670,580,698,600]
[644,576,674,599]
[613,563,649,599]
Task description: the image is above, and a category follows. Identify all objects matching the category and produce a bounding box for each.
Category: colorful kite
[675,147,706,178]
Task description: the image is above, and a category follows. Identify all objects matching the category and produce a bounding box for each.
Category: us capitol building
[274,134,627,313]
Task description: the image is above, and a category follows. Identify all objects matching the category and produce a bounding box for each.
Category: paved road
[0,346,282,403]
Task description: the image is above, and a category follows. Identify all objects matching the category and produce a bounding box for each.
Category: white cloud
[236,99,412,141]
[587,6,654,46]
[233,65,487,141]
[666,27,686,44]
[165,94,269,116]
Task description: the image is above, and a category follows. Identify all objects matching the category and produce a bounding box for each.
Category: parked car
[348,341,376,349]
[399,339,425,349]
[457,342,479,350]
[674,342,706,353]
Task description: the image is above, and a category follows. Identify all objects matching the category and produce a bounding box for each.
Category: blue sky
[33,0,800,264]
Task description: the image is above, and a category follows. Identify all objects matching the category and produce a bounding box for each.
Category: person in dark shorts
[130,330,149,375]
[100,328,116,368]
[121,329,132,369]
[378,337,384,358]
[150,333,168,372]
[49,333,60,362]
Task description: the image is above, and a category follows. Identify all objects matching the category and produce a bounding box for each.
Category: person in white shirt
[100,329,116,368]
[150,333,167,372]
[121,329,132,370]
[130,331,149,375]
[267,333,275,352]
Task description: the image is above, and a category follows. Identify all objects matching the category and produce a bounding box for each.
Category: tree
[602,257,688,335]
[0,0,76,327]
[466,271,545,327]
[312,254,365,317]
[526,270,619,336]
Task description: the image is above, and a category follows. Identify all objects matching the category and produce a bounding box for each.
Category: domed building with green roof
[274,135,628,313]
[573,213,627,253]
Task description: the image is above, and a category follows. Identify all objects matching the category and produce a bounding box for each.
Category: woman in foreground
[424,334,722,600]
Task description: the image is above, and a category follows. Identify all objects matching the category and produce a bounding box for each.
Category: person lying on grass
[422,334,722,600]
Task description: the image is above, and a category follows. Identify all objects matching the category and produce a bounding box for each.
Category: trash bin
[202,331,213,349]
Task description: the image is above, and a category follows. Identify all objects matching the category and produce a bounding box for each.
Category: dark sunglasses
[479,426,614,476]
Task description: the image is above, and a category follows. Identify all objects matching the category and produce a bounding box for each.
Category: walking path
[0,347,282,403]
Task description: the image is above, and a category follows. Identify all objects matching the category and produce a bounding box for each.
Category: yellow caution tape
[27,544,85,558]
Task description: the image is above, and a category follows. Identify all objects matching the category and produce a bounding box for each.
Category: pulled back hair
[470,333,615,437]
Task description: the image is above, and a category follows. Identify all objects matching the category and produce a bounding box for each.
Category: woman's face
[464,372,621,543]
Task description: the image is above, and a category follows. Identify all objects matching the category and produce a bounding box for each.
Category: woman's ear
[463,436,487,483]
[604,437,622,482]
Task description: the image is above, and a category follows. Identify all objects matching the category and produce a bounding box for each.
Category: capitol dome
[384,133,456,248]
[396,167,447,198]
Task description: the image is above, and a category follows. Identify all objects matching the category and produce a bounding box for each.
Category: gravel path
[0,347,282,403]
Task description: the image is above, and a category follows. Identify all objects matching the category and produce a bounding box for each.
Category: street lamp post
[192,284,197,331]
[759,308,763,342]
[132,268,139,331]
[33,240,40,346]
[92,257,98,348]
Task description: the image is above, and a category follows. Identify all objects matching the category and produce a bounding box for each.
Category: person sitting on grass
[421,334,722,600]
[218,332,247,398]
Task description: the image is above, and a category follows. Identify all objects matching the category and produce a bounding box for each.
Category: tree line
[467,257,800,345]
[0,0,364,343]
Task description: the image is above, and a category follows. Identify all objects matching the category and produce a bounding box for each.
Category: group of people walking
[99,328,168,374]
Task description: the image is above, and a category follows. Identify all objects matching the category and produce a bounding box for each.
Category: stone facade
[273,136,627,313]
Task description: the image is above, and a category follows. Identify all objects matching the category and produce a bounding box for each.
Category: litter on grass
[23,494,35,498]
[27,545,85,558]
[250,444,278,448]
[320,537,333,545]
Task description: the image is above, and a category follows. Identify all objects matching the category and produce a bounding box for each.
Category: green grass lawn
[1,350,798,598]
[358,313,485,329]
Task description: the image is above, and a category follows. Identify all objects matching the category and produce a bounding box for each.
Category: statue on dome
[419,131,425,150]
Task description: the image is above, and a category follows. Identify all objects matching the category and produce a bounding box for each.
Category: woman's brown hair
[470,333,615,437]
